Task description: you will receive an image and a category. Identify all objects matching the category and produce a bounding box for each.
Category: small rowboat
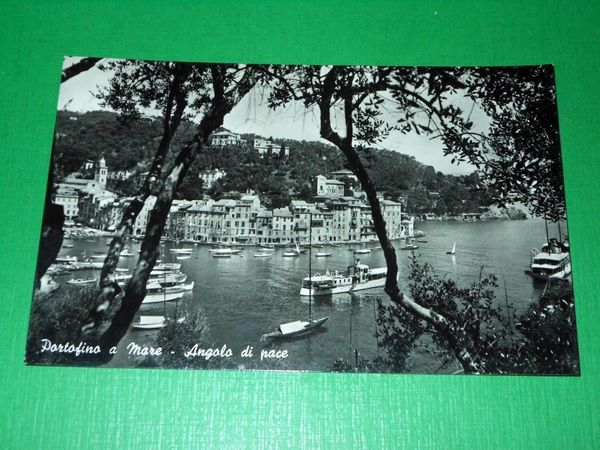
[315,252,332,257]
[354,249,371,254]
[254,253,272,258]
[176,255,191,260]
[400,244,418,250]
[132,316,186,330]
[261,317,329,340]
[67,277,97,285]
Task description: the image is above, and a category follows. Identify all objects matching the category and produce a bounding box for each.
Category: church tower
[95,156,107,188]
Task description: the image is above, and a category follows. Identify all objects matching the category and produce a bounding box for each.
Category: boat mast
[544,216,550,244]
[557,221,563,243]
[308,211,312,321]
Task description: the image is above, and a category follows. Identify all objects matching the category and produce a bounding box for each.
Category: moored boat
[300,263,389,297]
[142,284,185,304]
[170,248,193,254]
[315,252,332,257]
[132,316,186,330]
[56,256,78,263]
[211,248,241,257]
[67,277,97,285]
[526,239,571,280]
[261,317,329,340]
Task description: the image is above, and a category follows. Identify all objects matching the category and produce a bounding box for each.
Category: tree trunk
[35,58,103,288]
[87,66,257,362]
[317,67,482,373]
[81,64,192,333]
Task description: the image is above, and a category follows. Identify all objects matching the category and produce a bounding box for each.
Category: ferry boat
[299,263,389,297]
[526,239,571,280]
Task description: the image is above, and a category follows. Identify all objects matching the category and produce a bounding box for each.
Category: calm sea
[54,217,569,372]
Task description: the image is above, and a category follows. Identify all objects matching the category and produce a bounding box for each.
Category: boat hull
[263,317,329,339]
[142,291,184,304]
[300,277,386,296]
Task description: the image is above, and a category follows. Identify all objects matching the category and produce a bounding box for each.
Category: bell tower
[95,156,107,188]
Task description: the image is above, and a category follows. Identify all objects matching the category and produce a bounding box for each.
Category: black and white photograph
[26,57,579,375]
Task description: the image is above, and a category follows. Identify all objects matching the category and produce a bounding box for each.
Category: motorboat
[300,263,389,297]
[142,283,185,304]
[526,239,571,280]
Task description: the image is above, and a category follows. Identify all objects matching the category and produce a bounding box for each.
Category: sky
[58,57,487,175]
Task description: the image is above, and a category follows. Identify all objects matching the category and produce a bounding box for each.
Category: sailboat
[446,242,456,255]
[262,211,329,340]
[282,242,301,257]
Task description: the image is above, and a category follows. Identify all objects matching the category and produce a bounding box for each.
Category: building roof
[212,131,239,137]
[240,194,259,203]
[273,207,292,217]
[257,210,273,218]
[213,199,237,207]
[188,204,214,213]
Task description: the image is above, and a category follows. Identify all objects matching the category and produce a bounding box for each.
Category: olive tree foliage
[85,64,263,362]
[35,57,104,289]
[267,64,567,373]
[81,60,211,338]
[376,257,510,373]
[375,256,579,375]
[389,65,564,221]
[266,65,488,372]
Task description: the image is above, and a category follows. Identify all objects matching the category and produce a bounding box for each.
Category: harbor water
[54,218,565,372]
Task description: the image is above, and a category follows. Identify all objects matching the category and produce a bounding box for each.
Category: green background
[1,1,598,448]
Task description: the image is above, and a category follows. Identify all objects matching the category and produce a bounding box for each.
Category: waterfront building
[133,196,157,236]
[53,187,79,220]
[82,182,413,243]
[55,157,113,220]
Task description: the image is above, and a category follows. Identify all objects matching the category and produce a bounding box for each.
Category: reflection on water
[53,218,567,372]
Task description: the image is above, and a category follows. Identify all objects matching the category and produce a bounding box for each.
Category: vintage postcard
[25,57,579,374]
